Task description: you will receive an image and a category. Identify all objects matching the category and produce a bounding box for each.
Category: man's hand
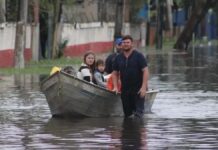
[112,71,119,94]
[138,87,147,98]
[112,87,119,94]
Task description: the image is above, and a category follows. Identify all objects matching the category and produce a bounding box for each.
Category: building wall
[0,22,141,67]
[0,23,31,68]
[62,22,134,57]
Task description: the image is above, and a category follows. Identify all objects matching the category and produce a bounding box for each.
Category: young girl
[94,59,106,88]
[77,51,96,83]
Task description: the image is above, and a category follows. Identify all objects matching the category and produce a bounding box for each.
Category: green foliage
[58,40,68,58]
[40,0,75,13]
[5,0,18,21]
[0,66,50,75]
[213,2,218,20]
[63,0,76,5]
[28,57,81,66]
[40,0,53,12]
[174,0,184,7]
[130,0,147,23]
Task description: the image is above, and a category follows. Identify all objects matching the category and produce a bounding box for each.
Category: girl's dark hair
[83,51,96,72]
[96,59,105,67]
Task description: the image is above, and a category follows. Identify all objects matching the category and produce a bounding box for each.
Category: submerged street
[0,51,218,149]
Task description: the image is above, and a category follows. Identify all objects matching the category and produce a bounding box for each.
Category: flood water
[1,50,218,149]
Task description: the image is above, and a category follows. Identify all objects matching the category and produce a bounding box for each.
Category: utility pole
[14,0,28,68]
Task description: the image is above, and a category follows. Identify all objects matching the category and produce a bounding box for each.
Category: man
[112,35,149,118]
[105,37,123,74]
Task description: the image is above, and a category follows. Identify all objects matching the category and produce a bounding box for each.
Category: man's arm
[112,70,119,93]
[138,67,149,97]
[105,54,113,74]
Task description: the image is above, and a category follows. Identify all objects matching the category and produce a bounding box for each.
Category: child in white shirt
[77,51,96,83]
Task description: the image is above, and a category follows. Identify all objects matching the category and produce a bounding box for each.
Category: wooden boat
[41,70,158,117]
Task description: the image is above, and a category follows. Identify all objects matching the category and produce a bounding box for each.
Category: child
[94,59,106,88]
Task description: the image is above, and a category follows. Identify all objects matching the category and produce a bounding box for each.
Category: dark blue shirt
[105,53,119,74]
[113,50,147,91]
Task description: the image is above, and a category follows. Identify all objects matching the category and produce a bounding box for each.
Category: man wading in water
[112,35,149,118]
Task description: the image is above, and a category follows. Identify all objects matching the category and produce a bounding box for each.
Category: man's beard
[123,48,131,52]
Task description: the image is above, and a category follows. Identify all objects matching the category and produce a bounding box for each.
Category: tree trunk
[165,0,173,36]
[123,0,130,23]
[174,0,217,50]
[14,22,25,68]
[146,0,151,47]
[47,11,53,59]
[114,0,124,38]
[156,0,164,49]
[0,0,6,22]
[113,0,124,52]
[98,0,106,24]
[140,21,146,47]
[14,0,28,68]
[31,0,40,61]
[19,0,28,23]
[51,0,61,59]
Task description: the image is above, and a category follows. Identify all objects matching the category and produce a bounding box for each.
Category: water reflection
[38,117,149,150]
[147,49,218,91]
[41,117,123,149]
[121,118,147,150]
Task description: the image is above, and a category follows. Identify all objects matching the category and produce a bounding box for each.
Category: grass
[2,37,215,75]
[0,44,174,75]
[0,57,82,75]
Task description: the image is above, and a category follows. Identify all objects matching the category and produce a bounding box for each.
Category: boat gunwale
[41,70,159,95]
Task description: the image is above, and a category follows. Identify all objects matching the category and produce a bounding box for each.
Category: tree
[40,0,71,59]
[0,0,6,22]
[51,0,62,59]
[31,0,40,61]
[165,0,173,36]
[174,0,218,50]
[156,0,164,49]
[114,0,124,41]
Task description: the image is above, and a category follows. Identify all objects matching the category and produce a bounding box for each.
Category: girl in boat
[77,51,96,84]
[94,59,106,88]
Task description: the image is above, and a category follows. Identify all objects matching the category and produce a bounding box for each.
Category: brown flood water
[0,50,218,149]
